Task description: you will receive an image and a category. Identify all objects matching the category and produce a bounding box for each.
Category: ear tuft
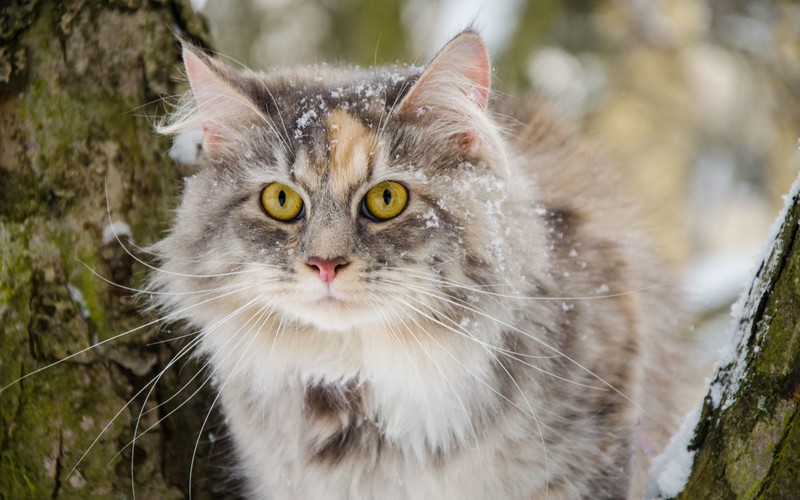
[398,31,491,115]
[158,43,263,155]
[394,31,494,156]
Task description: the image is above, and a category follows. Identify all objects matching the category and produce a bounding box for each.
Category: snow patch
[67,284,90,320]
[488,239,506,272]
[422,209,440,228]
[294,109,318,138]
[646,406,702,499]
[168,127,204,165]
[411,170,428,183]
[102,221,132,245]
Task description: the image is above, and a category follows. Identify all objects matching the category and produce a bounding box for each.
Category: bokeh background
[191,0,800,351]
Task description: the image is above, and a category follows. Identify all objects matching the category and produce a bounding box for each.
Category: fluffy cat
[153,30,692,499]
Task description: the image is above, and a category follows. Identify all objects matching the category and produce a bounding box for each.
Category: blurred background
[190,0,799,352]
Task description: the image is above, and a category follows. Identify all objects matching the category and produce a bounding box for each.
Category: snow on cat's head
[151,33,514,336]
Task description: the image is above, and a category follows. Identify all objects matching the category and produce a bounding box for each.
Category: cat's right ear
[159,43,263,155]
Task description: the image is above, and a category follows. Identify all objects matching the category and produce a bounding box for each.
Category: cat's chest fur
[209,317,514,462]
[214,322,559,500]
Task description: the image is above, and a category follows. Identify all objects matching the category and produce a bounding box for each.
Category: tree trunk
[671,174,800,498]
[0,1,231,498]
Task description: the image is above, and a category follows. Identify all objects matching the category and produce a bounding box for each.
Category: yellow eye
[363,181,408,221]
[261,183,304,221]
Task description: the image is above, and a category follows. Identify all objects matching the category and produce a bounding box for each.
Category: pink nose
[307,257,349,283]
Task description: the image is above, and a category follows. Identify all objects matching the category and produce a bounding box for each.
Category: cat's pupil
[278,190,286,207]
[383,189,392,206]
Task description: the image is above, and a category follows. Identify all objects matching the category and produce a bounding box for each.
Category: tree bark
[676,174,800,498]
[0,1,231,498]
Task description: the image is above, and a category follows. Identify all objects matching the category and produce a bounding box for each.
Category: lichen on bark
[1,1,227,498]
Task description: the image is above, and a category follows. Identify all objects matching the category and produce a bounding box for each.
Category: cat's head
[153,31,518,334]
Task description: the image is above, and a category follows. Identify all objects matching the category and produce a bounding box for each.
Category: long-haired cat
[153,30,692,499]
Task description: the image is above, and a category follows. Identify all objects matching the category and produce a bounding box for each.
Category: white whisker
[386,292,554,488]
[0,280,268,396]
[188,300,274,499]
[68,294,266,483]
[102,185,280,281]
[78,259,279,298]
[380,299,484,474]
[383,278,639,408]
[386,266,664,302]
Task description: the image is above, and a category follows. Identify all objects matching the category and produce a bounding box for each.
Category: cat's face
[155,34,512,334]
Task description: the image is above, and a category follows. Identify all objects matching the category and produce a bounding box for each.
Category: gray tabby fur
[152,31,694,499]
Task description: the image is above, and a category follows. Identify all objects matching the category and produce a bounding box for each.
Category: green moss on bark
[680,184,800,498]
[1,1,219,498]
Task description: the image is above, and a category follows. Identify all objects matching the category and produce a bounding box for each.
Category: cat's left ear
[401,31,490,110]
[394,31,491,151]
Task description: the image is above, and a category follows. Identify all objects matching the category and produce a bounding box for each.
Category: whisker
[386,282,603,390]
[128,298,274,456]
[383,278,644,414]
[145,328,201,346]
[386,266,665,302]
[101,186,281,281]
[0,280,266,395]
[365,291,426,389]
[380,280,558,362]
[248,103,292,158]
[380,300,484,469]
[372,63,422,154]
[260,309,291,439]
[143,296,269,417]
[68,294,266,482]
[187,299,273,498]
[386,280,614,391]
[230,54,293,153]
[68,329,206,484]
[386,293,563,417]
[386,292,556,485]
[77,259,278,298]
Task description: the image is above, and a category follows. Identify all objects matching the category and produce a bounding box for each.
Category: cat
[152,29,693,499]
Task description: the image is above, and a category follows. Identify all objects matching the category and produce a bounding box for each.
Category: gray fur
[151,32,693,499]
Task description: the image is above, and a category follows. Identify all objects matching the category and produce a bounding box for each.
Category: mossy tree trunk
[0,2,230,498]
[677,176,800,499]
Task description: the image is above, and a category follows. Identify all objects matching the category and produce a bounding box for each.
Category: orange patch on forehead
[326,109,376,198]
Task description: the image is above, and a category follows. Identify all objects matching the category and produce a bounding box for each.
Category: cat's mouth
[311,284,346,303]
[315,295,345,306]
[279,282,384,331]
[303,285,355,314]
